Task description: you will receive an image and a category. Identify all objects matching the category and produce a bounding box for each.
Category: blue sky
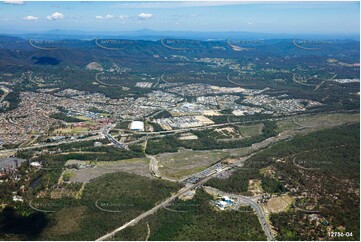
[0,1,359,34]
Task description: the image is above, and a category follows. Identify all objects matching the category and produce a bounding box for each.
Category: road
[314,74,337,91]
[147,154,161,178]
[147,154,177,182]
[226,73,243,86]
[160,73,171,84]
[131,109,354,137]
[133,115,290,136]
[101,124,130,150]
[0,110,357,240]
[0,121,163,155]
[0,86,10,103]
[95,168,222,241]
[97,123,288,240]
[0,133,101,155]
[203,186,274,241]
[95,109,360,240]
[239,195,274,240]
[96,160,273,241]
[96,110,337,240]
[0,108,356,156]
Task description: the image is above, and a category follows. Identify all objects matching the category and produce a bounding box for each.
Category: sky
[0,1,359,35]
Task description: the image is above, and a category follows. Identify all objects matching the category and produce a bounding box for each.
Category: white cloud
[138,13,153,20]
[23,15,38,21]
[113,2,251,9]
[3,0,24,5]
[95,14,115,20]
[104,14,114,20]
[119,15,127,19]
[46,12,64,21]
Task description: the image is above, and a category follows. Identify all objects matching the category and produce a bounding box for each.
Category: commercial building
[130,121,145,131]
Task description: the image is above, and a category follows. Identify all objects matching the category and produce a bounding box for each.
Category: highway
[95,167,222,241]
[0,122,130,155]
[101,124,130,150]
[0,133,101,154]
[1,110,357,241]
[97,123,283,241]
[1,115,279,154]
[2,110,352,156]
[133,115,290,136]
[95,114,319,241]
[96,161,275,241]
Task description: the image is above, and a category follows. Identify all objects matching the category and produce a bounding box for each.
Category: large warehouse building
[129,121,145,131]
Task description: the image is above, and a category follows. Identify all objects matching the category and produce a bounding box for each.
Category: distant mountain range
[1,28,359,41]
[0,32,358,70]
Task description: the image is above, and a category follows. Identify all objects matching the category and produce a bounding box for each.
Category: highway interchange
[1,110,358,241]
[95,110,358,241]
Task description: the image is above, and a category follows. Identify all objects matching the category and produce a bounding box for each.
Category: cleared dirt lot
[156,113,359,180]
[213,123,263,140]
[157,149,229,180]
[69,158,151,183]
[238,123,264,137]
[276,112,359,132]
[263,194,294,214]
[248,179,264,195]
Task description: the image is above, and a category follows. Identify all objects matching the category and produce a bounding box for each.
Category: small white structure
[215,200,228,210]
[13,195,24,202]
[214,196,235,210]
[94,141,102,147]
[30,162,42,168]
[232,110,245,116]
[130,121,145,131]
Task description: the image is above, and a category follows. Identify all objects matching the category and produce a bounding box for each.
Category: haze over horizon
[0,1,359,37]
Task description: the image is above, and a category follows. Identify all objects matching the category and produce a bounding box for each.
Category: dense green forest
[205,123,360,241]
[146,135,180,155]
[12,140,145,198]
[206,169,285,195]
[0,172,181,240]
[114,189,267,241]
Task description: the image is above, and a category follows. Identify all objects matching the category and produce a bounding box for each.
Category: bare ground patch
[157,149,228,180]
[69,158,151,183]
[264,194,294,214]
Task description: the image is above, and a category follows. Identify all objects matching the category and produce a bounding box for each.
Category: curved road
[101,124,129,150]
[239,195,274,240]
[203,186,274,241]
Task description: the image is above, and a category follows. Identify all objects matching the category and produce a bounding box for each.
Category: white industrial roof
[130,121,144,130]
